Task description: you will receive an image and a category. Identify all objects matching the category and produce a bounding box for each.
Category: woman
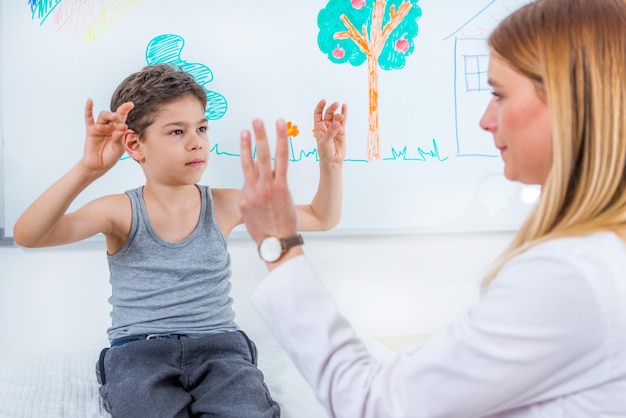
[238,0,626,416]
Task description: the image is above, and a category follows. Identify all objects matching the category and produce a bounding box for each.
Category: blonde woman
[237,0,626,416]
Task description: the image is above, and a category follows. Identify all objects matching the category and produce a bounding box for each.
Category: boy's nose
[188,135,204,150]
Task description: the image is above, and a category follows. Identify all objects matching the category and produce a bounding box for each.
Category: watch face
[259,236,282,262]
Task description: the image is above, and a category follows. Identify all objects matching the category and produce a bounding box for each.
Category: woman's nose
[479,98,496,132]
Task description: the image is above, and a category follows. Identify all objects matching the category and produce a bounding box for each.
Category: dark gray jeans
[96,331,280,417]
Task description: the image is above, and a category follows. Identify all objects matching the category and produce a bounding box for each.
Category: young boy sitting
[13,63,347,417]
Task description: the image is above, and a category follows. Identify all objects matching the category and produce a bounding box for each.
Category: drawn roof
[444,0,530,40]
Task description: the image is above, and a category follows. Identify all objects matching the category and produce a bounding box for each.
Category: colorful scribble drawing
[30,0,63,25]
[318,0,422,161]
[28,0,40,14]
[29,0,144,44]
[146,34,228,121]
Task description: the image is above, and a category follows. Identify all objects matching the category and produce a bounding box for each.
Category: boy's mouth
[186,159,204,167]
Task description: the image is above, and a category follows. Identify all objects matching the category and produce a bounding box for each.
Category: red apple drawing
[395,38,409,53]
[332,47,345,59]
[351,0,366,10]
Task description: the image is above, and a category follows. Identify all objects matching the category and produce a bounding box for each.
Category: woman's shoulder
[498,231,626,304]
[517,231,626,264]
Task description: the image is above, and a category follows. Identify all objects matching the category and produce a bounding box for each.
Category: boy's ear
[124,130,144,163]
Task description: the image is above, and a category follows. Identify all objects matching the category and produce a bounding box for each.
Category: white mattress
[0,338,340,418]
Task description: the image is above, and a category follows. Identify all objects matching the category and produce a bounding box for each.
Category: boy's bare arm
[212,188,244,238]
[13,99,133,248]
[295,100,347,231]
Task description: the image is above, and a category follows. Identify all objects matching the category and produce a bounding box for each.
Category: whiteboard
[1,0,537,238]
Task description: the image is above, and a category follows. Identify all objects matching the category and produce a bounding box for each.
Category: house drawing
[445,0,529,157]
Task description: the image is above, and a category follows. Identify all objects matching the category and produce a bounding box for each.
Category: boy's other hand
[313,99,348,164]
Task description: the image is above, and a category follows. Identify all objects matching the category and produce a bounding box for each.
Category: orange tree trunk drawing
[367,54,380,159]
[319,0,421,160]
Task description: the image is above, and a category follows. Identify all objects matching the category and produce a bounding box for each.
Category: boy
[13,64,347,417]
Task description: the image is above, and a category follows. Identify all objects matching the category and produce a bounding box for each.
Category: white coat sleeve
[251,249,609,418]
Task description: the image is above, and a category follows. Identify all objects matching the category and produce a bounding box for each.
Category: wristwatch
[258,234,304,263]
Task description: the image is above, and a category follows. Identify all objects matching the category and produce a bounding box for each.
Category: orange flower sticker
[286,121,299,138]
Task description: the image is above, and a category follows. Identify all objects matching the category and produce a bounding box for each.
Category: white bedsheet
[0,350,106,418]
[0,338,390,417]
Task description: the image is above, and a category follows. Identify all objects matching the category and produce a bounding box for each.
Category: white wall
[0,231,513,357]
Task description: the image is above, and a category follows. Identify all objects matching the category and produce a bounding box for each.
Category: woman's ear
[124,130,144,163]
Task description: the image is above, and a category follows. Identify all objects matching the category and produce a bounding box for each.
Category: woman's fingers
[274,119,289,181]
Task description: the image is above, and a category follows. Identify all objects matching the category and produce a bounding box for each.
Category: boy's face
[139,96,209,185]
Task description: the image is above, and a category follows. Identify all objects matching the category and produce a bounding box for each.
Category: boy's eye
[198,126,208,133]
[170,129,183,136]
[490,91,503,101]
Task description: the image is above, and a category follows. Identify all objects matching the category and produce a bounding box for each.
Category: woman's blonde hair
[483,0,626,287]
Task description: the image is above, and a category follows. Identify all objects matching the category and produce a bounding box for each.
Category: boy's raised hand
[81,98,134,174]
[313,99,348,164]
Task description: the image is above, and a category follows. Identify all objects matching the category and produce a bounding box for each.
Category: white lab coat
[252,232,626,417]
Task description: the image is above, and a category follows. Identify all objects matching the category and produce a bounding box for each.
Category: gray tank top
[106,185,237,342]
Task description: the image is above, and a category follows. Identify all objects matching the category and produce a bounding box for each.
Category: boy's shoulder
[210,187,241,207]
[96,191,133,204]
[89,192,133,218]
[208,187,243,234]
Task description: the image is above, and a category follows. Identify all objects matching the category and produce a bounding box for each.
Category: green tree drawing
[318,0,422,160]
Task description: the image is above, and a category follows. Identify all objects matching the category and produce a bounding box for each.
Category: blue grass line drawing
[146,34,228,121]
[383,139,448,162]
[210,143,240,158]
[194,132,446,164]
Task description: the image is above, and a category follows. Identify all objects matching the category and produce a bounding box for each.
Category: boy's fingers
[314,99,326,122]
[95,111,113,125]
[84,99,95,126]
[324,102,340,121]
[116,101,134,121]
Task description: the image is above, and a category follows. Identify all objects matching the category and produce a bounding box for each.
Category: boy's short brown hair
[110,64,207,137]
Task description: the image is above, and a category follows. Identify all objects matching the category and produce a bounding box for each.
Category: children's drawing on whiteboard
[138,32,446,165]
[445,0,530,157]
[318,0,422,161]
[146,34,228,121]
[29,0,143,44]
[22,2,513,167]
